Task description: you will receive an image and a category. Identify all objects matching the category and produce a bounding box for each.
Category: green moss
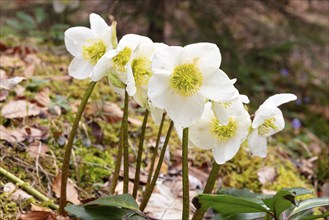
[0,193,18,220]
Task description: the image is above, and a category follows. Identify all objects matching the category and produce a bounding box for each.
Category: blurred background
[0,0,328,215]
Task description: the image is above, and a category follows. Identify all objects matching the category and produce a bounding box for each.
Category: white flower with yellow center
[212,89,250,125]
[64,13,117,80]
[176,102,251,164]
[148,43,237,128]
[248,93,297,157]
[90,34,152,96]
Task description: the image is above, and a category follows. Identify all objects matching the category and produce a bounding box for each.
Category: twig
[0,166,58,210]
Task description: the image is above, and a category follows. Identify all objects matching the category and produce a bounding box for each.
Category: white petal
[263,108,285,137]
[212,99,245,125]
[263,93,297,107]
[101,27,113,50]
[68,57,93,80]
[239,94,250,104]
[166,93,205,128]
[199,69,236,102]
[90,13,109,38]
[252,105,277,128]
[133,87,148,107]
[152,46,183,75]
[235,110,251,142]
[189,104,215,150]
[90,50,116,81]
[148,74,171,109]
[213,137,241,164]
[126,67,136,96]
[117,34,152,52]
[248,129,268,158]
[148,104,164,126]
[64,27,94,57]
[180,43,221,71]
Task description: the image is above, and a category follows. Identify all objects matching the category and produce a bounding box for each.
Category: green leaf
[285,187,313,197]
[65,204,145,220]
[288,197,329,219]
[193,194,272,215]
[16,12,36,29]
[218,188,272,201]
[300,211,329,220]
[212,212,266,220]
[34,7,46,23]
[6,18,23,30]
[263,189,295,219]
[85,194,140,211]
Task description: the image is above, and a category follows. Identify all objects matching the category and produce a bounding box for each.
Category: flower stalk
[123,90,130,194]
[59,81,96,215]
[145,112,166,188]
[182,127,190,220]
[132,109,149,199]
[192,161,220,220]
[109,118,124,194]
[140,120,174,211]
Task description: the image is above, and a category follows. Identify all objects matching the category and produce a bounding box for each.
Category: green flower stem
[123,90,129,194]
[132,109,149,199]
[145,112,166,189]
[140,120,174,211]
[109,117,124,194]
[182,127,190,220]
[192,161,220,220]
[0,167,58,210]
[59,81,96,215]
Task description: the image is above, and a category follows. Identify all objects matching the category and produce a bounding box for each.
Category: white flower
[148,43,237,128]
[212,89,250,125]
[53,0,79,13]
[176,102,251,164]
[90,34,152,96]
[248,93,297,157]
[64,13,116,80]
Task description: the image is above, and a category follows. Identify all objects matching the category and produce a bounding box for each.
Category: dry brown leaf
[25,127,43,140]
[0,55,24,68]
[0,125,26,144]
[28,141,49,158]
[31,204,52,212]
[0,69,7,79]
[85,102,142,126]
[52,172,80,205]
[18,211,55,220]
[1,100,41,118]
[14,85,26,97]
[24,54,41,65]
[0,76,26,90]
[257,166,276,185]
[0,90,9,101]
[23,64,35,77]
[34,89,51,107]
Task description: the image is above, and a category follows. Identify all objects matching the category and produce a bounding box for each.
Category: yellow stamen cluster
[112,47,132,72]
[169,63,203,96]
[258,117,277,136]
[131,57,152,86]
[210,117,237,141]
[82,40,106,65]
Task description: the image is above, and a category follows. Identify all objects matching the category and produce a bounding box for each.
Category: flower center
[131,57,152,87]
[112,47,132,72]
[258,117,277,136]
[210,117,237,141]
[169,63,203,96]
[82,40,106,65]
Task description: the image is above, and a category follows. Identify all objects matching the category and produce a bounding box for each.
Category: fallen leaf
[52,172,80,205]
[1,100,41,118]
[0,55,24,68]
[30,204,52,212]
[18,211,55,220]
[28,141,49,158]
[25,127,43,140]
[0,76,26,90]
[14,85,26,97]
[0,125,26,144]
[257,166,276,185]
[0,90,9,101]
[23,64,35,77]
[34,89,51,107]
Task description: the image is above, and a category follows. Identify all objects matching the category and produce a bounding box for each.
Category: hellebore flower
[176,102,251,164]
[248,93,297,157]
[148,43,236,128]
[64,13,117,80]
[90,34,152,96]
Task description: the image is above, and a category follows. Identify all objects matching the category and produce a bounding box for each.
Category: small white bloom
[148,43,237,128]
[53,0,79,13]
[64,13,116,80]
[248,93,297,157]
[176,102,251,164]
[212,89,250,125]
[90,34,152,96]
